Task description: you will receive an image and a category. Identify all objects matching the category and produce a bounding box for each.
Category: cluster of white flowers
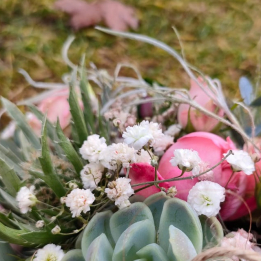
[80,163,104,191]
[187,181,225,217]
[122,120,173,151]
[79,134,107,162]
[16,186,37,214]
[164,124,182,137]
[34,244,64,261]
[65,188,95,217]
[170,149,202,175]
[224,150,255,175]
[105,177,134,209]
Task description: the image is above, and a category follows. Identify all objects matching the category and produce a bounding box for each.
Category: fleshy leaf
[109,202,154,243]
[85,233,113,261]
[167,225,197,261]
[199,215,223,249]
[81,210,114,259]
[158,198,202,253]
[136,243,169,261]
[112,219,156,261]
[61,249,84,261]
[144,192,169,232]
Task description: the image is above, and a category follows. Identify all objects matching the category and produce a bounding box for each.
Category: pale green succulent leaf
[199,215,224,249]
[158,198,203,253]
[1,97,41,150]
[167,225,197,261]
[144,192,169,232]
[38,118,66,197]
[112,219,156,261]
[0,188,19,212]
[0,242,17,261]
[81,210,114,259]
[85,233,113,261]
[0,158,21,197]
[136,243,169,261]
[69,84,88,145]
[110,202,154,244]
[56,119,84,175]
[61,249,85,261]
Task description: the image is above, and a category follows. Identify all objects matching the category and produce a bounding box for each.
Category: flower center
[46,253,58,261]
[202,195,212,206]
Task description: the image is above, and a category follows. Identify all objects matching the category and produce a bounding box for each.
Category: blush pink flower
[158,132,256,220]
[178,77,224,132]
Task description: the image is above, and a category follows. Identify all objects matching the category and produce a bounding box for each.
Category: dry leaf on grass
[54,0,139,31]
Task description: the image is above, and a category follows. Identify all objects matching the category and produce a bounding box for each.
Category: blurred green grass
[1,0,261,104]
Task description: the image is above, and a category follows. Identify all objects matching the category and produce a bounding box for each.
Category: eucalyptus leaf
[239,77,254,105]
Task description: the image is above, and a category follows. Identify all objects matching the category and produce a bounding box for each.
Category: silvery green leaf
[81,211,114,259]
[1,97,41,150]
[199,215,223,249]
[144,192,169,232]
[112,220,156,261]
[239,76,254,105]
[136,243,169,261]
[61,249,84,261]
[85,233,113,261]
[110,202,154,243]
[167,225,197,261]
[0,242,17,261]
[158,198,202,253]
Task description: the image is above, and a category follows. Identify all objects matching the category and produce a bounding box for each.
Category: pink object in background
[178,77,224,132]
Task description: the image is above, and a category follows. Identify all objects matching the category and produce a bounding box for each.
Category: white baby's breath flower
[79,134,107,162]
[152,134,173,152]
[170,149,202,175]
[136,149,151,164]
[224,150,255,175]
[80,163,104,191]
[187,181,225,217]
[164,124,182,137]
[16,186,37,214]
[34,244,64,261]
[36,220,45,228]
[51,225,61,235]
[105,178,134,209]
[140,120,162,139]
[99,143,137,170]
[65,188,95,217]
[122,125,153,150]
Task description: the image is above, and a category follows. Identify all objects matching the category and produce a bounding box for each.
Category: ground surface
[1,0,261,107]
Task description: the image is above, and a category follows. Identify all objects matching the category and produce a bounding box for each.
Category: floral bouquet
[1,27,261,261]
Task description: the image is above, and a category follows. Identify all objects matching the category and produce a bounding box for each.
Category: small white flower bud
[167,186,177,198]
[151,156,159,167]
[73,229,79,233]
[51,225,61,234]
[50,216,56,222]
[69,182,78,190]
[35,220,45,228]
[60,197,66,204]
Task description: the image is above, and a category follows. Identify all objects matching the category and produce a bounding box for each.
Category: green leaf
[167,225,197,261]
[158,198,203,254]
[0,212,20,229]
[38,118,66,197]
[0,188,19,212]
[0,158,21,197]
[144,192,169,231]
[199,215,223,249]
[112,220,156,261]
[61,249,85,261]
[56,120,84,175]
[81,210,114,259]
[137,243,169,261]
[109,202,154,244]
[1,97,41,150]
[0,242,17,261]
[29,105,64,157]
[69,84,88,145]
[85,234,113,261]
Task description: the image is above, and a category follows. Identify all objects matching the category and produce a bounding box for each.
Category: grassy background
[1,0,261,106]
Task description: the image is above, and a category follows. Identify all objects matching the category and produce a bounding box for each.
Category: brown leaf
[54,0,138,31]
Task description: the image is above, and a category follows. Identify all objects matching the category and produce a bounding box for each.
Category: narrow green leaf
[0,188,19,212]
[0,158,21,197]
[69,85,88,144]
[56,120,84,175]
[0,222,27,245]
[39,118,66,197]
[0,242,17,261]
[1,97,41,150]
[0,212,20,229]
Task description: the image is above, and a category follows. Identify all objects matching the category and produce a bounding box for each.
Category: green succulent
[62,192,223,261]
